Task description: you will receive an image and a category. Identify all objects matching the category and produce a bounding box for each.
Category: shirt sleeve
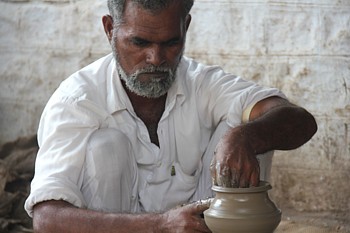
[195,65,286,127]
[24,86,107,217]
[242,103,255,123]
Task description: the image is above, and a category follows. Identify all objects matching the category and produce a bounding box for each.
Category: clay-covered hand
[159,199,212,233]
[210,126,260,188]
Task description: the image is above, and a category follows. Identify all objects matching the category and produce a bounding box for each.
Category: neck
[121,80,167,146]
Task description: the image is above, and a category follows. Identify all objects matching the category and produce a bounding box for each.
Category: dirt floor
[275,208,350,233]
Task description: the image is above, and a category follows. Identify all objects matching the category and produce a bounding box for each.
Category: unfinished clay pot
[204,181,281,233]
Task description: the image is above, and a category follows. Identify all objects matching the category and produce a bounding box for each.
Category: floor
[275,209,350,233]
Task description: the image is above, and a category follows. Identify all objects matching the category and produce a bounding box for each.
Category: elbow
[33,203,49,233]
[33,217,45,233]
[292,108,317,148]
[305,110,318,141]
[32,201,58,233]
[285,107,318,150]
[33,210,45,233]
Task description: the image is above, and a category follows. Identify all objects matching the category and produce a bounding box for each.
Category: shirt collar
[106,56,130,115]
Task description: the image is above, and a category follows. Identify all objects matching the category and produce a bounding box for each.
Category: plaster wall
[0,0,349,216]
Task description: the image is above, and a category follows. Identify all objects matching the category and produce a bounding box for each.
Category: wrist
[239,121,270,155]
[153,212,167,233]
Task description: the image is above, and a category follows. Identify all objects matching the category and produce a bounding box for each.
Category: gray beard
[117,62,177,98]
[111,42,180,98]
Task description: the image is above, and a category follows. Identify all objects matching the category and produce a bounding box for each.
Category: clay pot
[204,181,281,233]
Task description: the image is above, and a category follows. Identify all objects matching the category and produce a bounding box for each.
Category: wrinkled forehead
[119,1,186,42]
[124,0,185,19]
[121,0,186,32]
[129,0,178,13]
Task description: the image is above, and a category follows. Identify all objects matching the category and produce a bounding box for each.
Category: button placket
[156,124,166,169]
[147,173,153,182]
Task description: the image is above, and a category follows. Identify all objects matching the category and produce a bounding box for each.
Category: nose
[146,44,166,66]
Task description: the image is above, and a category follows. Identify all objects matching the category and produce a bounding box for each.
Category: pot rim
[212,181,272,193]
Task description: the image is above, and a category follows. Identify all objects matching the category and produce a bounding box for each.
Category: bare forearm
[33,200,161,233]
[242,104,317,154]
[211,98,317,187]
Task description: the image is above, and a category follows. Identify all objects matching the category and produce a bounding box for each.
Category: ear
[102,15,114,42]
[185,14,192,32]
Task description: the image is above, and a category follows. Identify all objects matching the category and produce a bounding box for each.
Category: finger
[249,163,260,187]
[217,163,231,187]
[230,168,239,188]
[216,163,222,186]
[189,200,211,215]
[209,157,217,185]
[220,166,231,188]
[237,163,251,188]
[239,157,260,187]
[197,198,213,209]
[239,172,249,188]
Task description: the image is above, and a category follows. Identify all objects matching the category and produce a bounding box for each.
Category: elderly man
[25,0,317,232]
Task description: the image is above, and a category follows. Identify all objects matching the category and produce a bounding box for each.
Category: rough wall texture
[188,0,350,219]
[0,0,349,224]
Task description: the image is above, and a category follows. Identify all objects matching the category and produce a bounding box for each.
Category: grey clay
[204,181,282,233]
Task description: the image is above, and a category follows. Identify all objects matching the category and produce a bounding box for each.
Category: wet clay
[204,181,281,233]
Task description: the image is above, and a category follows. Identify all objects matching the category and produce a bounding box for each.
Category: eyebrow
[130,36,181,45]
[131,37,150,44]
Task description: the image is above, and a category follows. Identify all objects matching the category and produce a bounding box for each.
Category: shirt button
[147,174,153,182]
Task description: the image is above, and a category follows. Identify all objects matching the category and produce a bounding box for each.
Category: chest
[109,104,210,177]
[134,104,165,146]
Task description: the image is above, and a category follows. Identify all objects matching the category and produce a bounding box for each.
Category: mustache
[135,65,174,75]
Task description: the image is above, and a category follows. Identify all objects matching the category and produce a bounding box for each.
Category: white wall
[0,0,349,214]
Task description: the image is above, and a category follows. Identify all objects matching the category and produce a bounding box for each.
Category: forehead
[119,1,185,40]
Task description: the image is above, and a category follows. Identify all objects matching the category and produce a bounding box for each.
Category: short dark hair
[107,0,194,24]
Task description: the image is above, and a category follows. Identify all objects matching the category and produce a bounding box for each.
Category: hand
[159,199,212,233]
[210,126,260,188]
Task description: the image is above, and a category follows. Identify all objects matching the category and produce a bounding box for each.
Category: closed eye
[164,38,181,47]
[131,37,150,47]
[130,37,182,48]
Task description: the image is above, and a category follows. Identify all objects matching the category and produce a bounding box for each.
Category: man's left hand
[210,126,260,188]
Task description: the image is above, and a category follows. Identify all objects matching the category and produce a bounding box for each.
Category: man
[25,0,317,232]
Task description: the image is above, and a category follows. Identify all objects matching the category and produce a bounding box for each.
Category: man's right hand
[158,199,212,233]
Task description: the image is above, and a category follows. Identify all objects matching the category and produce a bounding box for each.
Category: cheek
[116,44,146,73]
[166,46,185,65]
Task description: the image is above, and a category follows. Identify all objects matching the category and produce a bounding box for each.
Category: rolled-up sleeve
[226,78,286,127]
[24,89,105,217]
[194,65,286,127]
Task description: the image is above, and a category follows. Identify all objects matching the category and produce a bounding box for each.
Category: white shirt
[25,53,285,216]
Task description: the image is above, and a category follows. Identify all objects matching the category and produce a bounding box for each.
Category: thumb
[187,198,213,215]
